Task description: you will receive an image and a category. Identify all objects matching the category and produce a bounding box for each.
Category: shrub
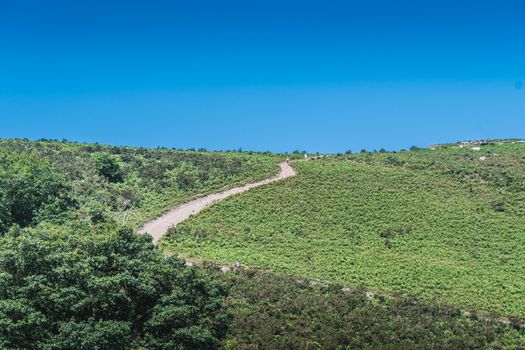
[0,226,231,349]
[0,153,74,234]
[210,269,524,349]
[92,152,124,183]
[491,201,506,212]
[176,171,195,190]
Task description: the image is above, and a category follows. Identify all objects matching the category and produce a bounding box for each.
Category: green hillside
[0,139,280,231]
[1,138,524,349]
[163,141,525,317]
[0,139,279,348]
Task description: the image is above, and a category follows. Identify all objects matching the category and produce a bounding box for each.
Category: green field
[163,141,525,317]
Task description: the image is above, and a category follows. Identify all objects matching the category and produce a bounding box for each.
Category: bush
[210,269,525,349]
[92,152,124,183]
[0,226,231,349]
[0,152,74,234]
[491,201,506,212]
[176,171,195,190]
[0,190,10,234]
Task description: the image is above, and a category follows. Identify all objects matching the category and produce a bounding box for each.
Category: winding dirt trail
[139,161,296,243]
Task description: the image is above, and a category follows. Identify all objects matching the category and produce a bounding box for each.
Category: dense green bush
[176,171,195,190]
[209,268,524,349]
[92,152,124,183]
[0,150,74,234]
[0,225,231,349]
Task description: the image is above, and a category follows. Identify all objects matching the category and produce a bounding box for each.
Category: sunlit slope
[0,139,281,229]
[164,142,525,316]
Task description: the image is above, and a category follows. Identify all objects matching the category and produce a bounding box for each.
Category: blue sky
[1,0,524,153]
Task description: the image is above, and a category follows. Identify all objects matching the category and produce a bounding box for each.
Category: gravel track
[139,161,296,243]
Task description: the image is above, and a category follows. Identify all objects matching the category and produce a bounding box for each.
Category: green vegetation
[0,139,280,349]
[163,141,525,317]
[0,225,230,349]
[1,138,525,348]
[0,139,280,229]
[206,267,525,349]
[0,150,74,234]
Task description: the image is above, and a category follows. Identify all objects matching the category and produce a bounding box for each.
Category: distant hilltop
[429,138,525,149]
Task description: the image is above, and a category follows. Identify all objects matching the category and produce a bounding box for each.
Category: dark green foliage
[380,226,413,238]
[0,190,10,234]
[48,320,131,350]
[0,139,268,349]
[209,269,524,349]
[0,150,74,233]
[491,200,506,212]
[176,171,195,190]
[0,225,231,349]
[380,227,413,249]
[92,152,124,183]
[384,155,405,166]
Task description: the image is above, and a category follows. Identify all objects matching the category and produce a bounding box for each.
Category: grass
[163,141,525,317]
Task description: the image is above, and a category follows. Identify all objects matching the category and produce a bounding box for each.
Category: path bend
[139,161,296,243]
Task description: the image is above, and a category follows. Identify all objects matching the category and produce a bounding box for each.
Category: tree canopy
[0,150,74,234]
[0,225,230,349]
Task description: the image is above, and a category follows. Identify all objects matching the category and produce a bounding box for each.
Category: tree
[0,189,10,234]
[92,152,124,183]
[0,225,231,349]
[0,152,74,234]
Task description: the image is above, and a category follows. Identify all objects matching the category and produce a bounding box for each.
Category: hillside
[1,139,524,349]
[164,141,525,318]
[0,139,280,231]
[0,139,280,349]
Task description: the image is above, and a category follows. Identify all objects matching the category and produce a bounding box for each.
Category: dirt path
[139,161,296,243]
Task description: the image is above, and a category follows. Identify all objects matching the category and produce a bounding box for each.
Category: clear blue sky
[1,0,524,153]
